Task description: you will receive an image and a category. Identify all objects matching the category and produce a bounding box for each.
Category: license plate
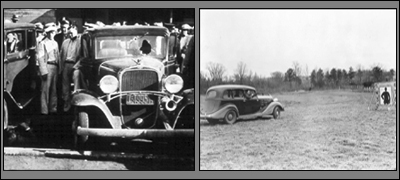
[126,93,154,105]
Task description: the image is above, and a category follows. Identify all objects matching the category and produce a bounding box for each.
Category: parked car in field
[200,85,284,124]
[3,22,40,130]
[71,25,194,148]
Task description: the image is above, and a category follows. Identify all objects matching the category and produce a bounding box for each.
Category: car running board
[238,113,273,120]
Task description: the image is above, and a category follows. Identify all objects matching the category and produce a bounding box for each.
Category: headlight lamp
[99,75,119,93]
[164,74,184,93]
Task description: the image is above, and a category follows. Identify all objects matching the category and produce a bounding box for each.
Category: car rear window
[206,90,217,98]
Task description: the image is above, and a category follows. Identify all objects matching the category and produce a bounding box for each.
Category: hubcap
[228,113,233,120]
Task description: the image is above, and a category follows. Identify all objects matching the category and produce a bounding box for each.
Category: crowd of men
[7,15,194,116]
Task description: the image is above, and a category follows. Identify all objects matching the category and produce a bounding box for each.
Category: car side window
[27,29,36,50]
[233,89,244,99]
[206,90,217,98]
[223,90,232,99]
[245,89,256,99]
[5,30,26,54]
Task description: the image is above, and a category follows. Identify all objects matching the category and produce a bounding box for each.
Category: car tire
[223,109,237,124]
[273,107,281,119]
[72,108,89,149]
[4,100,8,130]
[207,119,219,125]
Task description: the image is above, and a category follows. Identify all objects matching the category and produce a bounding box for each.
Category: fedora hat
[44,22,57,32]
[35,22,44,32]
[181,24,191,30]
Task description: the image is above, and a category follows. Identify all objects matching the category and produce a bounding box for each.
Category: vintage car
[3,22,40,130]
[200,85,284,124]
[71,25,194,147]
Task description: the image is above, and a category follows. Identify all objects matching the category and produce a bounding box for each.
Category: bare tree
[200,70,207,80]
[234,61,248,84]
[206,62,226,82]
[356,64,363,84]
[292,61,302,77]
[304,64,309,77]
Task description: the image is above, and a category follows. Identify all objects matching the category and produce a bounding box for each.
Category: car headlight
[99,75,119,93]
[273,98,278,102]
[164,74,184,93]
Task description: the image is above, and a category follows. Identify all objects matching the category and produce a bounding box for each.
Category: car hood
[257,95,274,100]
[98,56,165,80]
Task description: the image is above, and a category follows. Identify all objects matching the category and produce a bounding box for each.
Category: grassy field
[200,90,396,170]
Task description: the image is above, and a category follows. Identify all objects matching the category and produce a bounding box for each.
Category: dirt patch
[4,155,194,170]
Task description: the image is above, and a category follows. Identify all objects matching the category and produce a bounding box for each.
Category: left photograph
[3,8,195,170]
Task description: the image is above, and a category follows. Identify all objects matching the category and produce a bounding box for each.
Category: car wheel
[72,108,89,149]
[4,100,8,130]
[273,107,281,119]
[223,109,237,124]
[207,119,219,125]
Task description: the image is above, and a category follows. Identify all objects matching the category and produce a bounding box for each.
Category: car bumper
[77,127,194,139]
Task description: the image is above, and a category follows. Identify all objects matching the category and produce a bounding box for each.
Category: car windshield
[95,35,167,59]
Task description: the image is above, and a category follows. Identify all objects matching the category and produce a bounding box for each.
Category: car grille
[121,70,159,91]
[119,69,159,128]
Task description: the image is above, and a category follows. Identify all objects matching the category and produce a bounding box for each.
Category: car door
[220,89,245,115]
[4,28,38,107]
[243,89,260,115]
[231,89,246,115]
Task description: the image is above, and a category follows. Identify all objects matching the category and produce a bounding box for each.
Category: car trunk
[202,99,220,114]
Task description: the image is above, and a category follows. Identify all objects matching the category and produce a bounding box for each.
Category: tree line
[200,61,396,94]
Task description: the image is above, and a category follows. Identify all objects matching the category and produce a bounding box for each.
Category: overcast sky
[200,10,396,78]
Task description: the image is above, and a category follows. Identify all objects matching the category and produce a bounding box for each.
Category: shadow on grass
[200,117,275,126]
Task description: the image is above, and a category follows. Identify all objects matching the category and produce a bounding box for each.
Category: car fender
[261,102,284,115]
[171,88,195,127]
[71,90,120,129]
[204,104,238,120]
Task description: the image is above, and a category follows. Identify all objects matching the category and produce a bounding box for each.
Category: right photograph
[200,9,396,170]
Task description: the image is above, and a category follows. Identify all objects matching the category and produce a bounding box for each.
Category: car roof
[4,22,35,31]
[89,25,170,37]
[207,84,256,92]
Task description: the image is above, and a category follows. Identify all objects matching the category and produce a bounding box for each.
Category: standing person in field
[60,24,82,113]
[37,23,61,115]
[381,87,391,105]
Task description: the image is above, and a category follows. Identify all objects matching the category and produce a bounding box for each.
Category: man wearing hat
[178,24,193,70]
[181,36,195,89]
[55,18,70,50]
[31,22,46,90]
[35,22,45,45]
[59,24,82,112]
[37,22,61,115]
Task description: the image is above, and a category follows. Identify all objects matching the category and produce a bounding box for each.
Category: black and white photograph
[200,9,396,170]
[3,8,195,170]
